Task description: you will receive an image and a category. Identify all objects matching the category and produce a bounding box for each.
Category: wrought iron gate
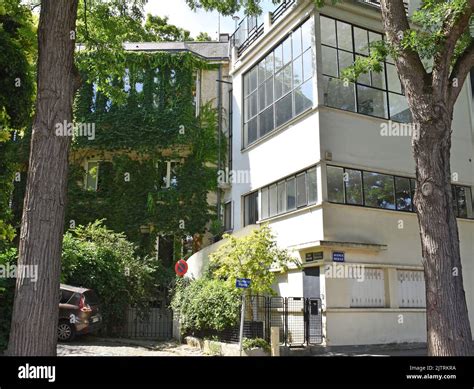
[241,296,323,346]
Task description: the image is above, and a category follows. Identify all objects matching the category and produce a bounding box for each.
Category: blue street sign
[236,278,251,289]
[332,251,345,262]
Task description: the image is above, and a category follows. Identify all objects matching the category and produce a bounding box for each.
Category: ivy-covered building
[186,0,474,347]
[68,38,231,265]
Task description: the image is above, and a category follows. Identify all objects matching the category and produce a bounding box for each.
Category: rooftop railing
[230,0,297,58]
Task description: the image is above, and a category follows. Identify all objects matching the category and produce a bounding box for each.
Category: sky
[144,0,277,40]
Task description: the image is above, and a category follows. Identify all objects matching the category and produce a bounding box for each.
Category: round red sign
[175,259,188,277]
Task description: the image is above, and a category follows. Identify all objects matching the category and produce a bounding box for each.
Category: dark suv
[58,284,102,342]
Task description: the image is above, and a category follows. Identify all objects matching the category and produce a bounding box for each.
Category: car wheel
[58,321,75,342]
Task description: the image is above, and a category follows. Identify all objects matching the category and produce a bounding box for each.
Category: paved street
[57,337,205,357]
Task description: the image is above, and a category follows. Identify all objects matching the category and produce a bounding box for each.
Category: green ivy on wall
[68,51,224,257]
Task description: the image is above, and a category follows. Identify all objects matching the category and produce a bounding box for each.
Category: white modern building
[187,0,474,346]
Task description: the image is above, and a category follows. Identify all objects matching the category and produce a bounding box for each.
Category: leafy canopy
[209,225,299,295]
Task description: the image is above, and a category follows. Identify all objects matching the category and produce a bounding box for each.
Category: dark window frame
[320,15,411,123]
[327,164,474,219]
[243,191,259,226]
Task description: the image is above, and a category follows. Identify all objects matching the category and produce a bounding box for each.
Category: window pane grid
[320,15,410,122]
[327,165,474,219]
[243,18,314,147]
[259,166,319,220]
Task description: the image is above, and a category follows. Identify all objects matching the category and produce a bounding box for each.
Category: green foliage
[61,220,173,334]
[242,337,270,352]
[0,0,35,249]
[195,32,213,41]
[170,277,241,334]
[69,51,221,254]
[209,225,299,295]
[143,14,192,41]
[0,248,17,351]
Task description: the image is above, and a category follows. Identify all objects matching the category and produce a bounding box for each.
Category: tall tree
[7,0,79,356]
[6,0,146,356]
[6,0,204,355]
[379,0,473,357]
[186,0,474,356]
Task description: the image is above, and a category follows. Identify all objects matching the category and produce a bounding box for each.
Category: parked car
[58,284,102,342]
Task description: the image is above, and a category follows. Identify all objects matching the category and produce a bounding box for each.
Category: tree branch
[448,40,474,107]
[432,1,473,97]
[380,0,430,111]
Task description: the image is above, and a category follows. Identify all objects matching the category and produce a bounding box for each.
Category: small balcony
[230,0,297,59]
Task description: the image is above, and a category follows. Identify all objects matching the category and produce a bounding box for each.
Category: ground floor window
[397,270,426,308]
[350,268,385,307]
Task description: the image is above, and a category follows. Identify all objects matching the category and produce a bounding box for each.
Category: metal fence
[117,307,173,340]
[214,295,323,346]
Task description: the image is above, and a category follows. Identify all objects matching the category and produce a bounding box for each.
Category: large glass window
[307,168,318,204]
[243,18,314,147]
[259,167,319,220]
[269,184,278,217]
[395,177,412,211]
[287,178,296,211]
[363,172,395,209]
[344,169,363,205]
[327,165,474,219]
[261,187,269,219]
[296,173,307,208]
[320,15,411,122]
[327,166,344,203]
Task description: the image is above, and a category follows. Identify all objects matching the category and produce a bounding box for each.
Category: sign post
[236,278,251,356]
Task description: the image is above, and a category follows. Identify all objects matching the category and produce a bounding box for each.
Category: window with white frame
[242,17,314,147]
[157,160,180,189]
[260,166,318,220]
[397,270,426,308]
[350,268,385,307]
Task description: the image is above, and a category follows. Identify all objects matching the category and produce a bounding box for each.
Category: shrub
[209,225,299,295]
[61,220,173,335]
[242,337,271,353]
[171,277,241,335]
[0,248,17,351]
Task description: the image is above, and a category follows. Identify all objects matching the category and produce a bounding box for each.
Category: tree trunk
[7,0,79,356]
[413,102,473,356]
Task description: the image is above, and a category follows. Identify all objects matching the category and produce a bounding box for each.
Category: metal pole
[238,293,245,356]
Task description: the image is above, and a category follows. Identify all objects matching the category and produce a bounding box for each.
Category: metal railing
[271,0,297,24]
[230,0,297,58]
[358,0,409,13]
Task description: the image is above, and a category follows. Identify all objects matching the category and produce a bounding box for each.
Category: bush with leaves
[61,220,173,335]
[171,277,241,335]
[0,248,17,351]
[208,225,299,295]
[171,225,298,337]
[242,337,270,353]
